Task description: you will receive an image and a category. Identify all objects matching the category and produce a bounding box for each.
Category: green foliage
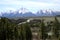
[19,23,32,40]
[24,23,32,40]
[40,20,48,40]
[0,17,60,40]
[53,17,60,38]
[0,17,32,40]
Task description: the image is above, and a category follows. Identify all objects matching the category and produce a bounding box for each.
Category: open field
[27,16,60,22]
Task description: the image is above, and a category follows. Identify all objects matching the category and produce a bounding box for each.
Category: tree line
[0,17,60,40]
[0,17,32,40]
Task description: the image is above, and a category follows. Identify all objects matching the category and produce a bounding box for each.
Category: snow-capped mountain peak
[18,8,30,14]
[46,9,52,14]
[0,8,60,18]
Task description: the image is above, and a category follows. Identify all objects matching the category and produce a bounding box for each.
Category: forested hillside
[0,17,60,40]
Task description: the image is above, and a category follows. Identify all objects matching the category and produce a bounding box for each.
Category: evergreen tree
[40,20,48,40]
[53,17,60,38]
[24,23,32,40]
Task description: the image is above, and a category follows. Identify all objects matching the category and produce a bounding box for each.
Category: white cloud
[5,7,16,11]
[0,0,57,7]
[0,0,60,12]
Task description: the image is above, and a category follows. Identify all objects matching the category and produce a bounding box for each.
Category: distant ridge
[0,8,60,19]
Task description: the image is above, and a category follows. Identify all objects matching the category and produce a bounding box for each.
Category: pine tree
[24,23,32,40]
[53,17,60,39]
[40,20,47,40]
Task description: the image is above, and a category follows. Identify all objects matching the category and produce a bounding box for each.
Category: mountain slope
[0,9,60,19]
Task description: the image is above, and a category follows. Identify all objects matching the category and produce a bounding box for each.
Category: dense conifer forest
[0,17,60,40]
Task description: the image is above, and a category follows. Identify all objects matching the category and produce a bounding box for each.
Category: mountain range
[0,8,60,19]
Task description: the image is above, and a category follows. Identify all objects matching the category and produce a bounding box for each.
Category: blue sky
[0,0,60,13]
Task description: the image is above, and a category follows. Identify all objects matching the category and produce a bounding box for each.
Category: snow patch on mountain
[0,8,60,18]
[18,8,30,14]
